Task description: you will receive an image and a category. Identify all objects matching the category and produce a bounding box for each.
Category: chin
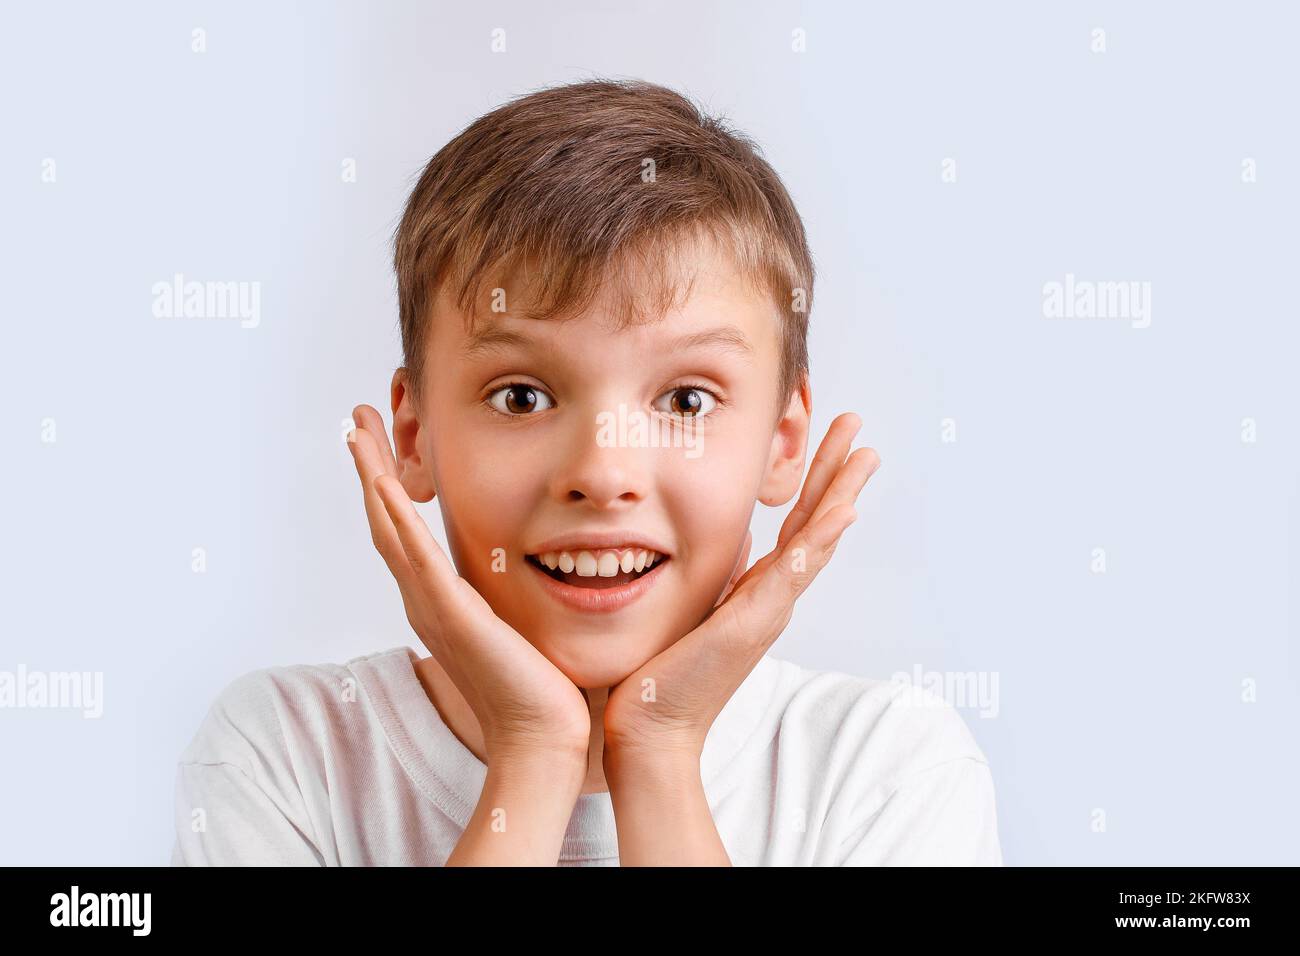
[527,627,670,690]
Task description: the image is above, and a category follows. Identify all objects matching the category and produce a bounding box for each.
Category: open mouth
[525,548,669,590]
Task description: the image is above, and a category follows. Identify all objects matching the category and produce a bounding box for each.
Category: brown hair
[393,77,814,413]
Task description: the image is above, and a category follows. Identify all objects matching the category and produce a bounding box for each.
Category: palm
[348,404,590,754]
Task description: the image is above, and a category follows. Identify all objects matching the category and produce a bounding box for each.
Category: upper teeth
[537,548,662,577]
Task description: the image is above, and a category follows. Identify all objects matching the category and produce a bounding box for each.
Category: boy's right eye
[486,383,556,416]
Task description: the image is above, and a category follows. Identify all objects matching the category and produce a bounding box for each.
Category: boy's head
[389,78,815,688]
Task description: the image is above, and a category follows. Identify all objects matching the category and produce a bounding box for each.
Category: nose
[550,405,651,509]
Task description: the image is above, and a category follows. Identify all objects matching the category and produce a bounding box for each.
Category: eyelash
[482,381,726,420]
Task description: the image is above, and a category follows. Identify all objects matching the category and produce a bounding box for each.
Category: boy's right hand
[347,404,591,767]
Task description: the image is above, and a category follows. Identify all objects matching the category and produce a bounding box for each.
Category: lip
[526,551,669,614]
[526,530,673,558]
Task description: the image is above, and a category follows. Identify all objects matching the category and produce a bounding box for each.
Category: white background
[2,0,1297,865]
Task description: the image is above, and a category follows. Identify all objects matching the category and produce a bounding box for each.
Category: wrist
[486,729,589,768]
[489,745,588,787]
[452,752,586,866]
[602,738,702,786]
[481,751,585,824]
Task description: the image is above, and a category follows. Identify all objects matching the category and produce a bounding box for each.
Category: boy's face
[392,242,810,688]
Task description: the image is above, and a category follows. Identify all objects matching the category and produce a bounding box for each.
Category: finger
[372,473,461,595]
[349,425,413,580]
[716,445,877,651]
[797,445,880,534]
[776,412,862,551]
[724,502,859,652]
[352,404,399,477]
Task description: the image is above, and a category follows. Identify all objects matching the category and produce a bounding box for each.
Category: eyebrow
[458,325,539,360]
[669,326,755,359]
[459,323,755,361]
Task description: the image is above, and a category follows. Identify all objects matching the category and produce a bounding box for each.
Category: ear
[390,368,437,503]
[757,375,812,507]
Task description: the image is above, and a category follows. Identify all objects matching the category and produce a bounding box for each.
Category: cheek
[666,449,761,588]
[428,434,538,580]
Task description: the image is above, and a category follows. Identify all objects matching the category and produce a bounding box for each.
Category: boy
[171,78,1001,866]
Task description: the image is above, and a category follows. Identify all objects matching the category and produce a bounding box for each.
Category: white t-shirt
[170,645,1002,866]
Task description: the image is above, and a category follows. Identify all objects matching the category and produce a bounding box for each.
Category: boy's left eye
[486,383,555,415]
[652,386,718,418]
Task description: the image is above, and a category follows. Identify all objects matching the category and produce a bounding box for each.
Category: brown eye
[670,389,702,415]
[487,383,554,416]
[654,386,717,418]
[505,386,537,413]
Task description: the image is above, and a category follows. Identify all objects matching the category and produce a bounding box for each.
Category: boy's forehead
[439,243,778,357]
[450,286,775,362]
[454,310,762,363]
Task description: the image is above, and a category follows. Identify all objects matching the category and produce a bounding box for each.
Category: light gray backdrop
[2,0,1297,865]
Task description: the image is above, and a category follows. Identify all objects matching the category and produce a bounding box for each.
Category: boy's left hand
[602,412,881,767]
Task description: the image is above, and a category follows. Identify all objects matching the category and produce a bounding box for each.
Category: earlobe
[390,368,438,503]
[757,377,812,507]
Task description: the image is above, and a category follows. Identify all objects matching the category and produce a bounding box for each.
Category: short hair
[393,77,814,413]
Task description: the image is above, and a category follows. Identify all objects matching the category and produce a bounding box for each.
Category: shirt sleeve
[171,761,325,866]
[835,757,1003,866]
